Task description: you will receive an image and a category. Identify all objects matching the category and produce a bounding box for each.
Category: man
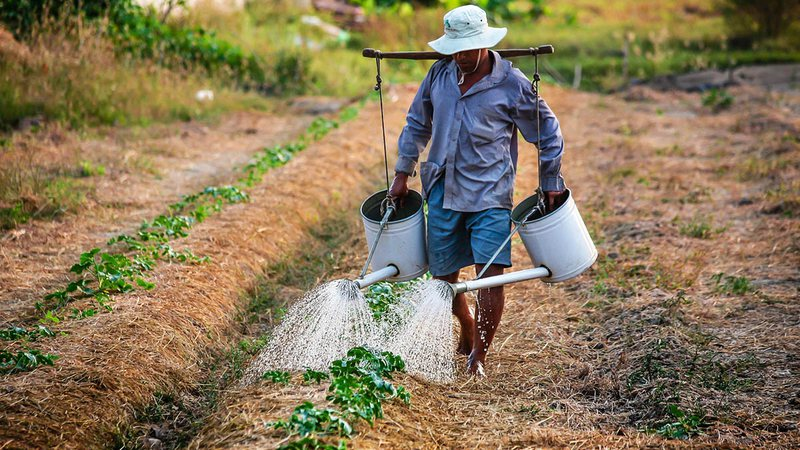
[388,5,566,376]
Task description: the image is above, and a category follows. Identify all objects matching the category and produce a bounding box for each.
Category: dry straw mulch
[190,85,800,449]
[0,87,413,448]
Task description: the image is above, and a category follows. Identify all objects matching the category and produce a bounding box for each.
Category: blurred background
[1,0,798,129]
[0,0,798,229]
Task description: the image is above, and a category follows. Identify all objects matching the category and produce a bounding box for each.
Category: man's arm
[390,65,436,199]
[511,84,566,210]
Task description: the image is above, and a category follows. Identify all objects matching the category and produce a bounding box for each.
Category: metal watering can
[352,188,597,293]
[448,188,597,295]
[354,189,428,289]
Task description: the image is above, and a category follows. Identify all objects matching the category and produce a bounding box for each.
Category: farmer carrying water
[389,5,567,376]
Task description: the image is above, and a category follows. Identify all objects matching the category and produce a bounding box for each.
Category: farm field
[1,76,798,448]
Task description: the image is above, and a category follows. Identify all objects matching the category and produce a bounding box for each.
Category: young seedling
[0,348,58,374]
[262,370,292,385]
[303,368,330,385]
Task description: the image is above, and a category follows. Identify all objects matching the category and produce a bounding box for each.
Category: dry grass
[0,21,266,131]
[0,19,279,231]
[0,111,312,324]
[0,87,413,448]
[188,84,799,448]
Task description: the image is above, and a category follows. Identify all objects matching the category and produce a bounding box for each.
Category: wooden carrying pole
[362,45,554,60]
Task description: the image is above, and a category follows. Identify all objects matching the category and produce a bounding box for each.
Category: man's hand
[544,190,567,213]
[388,172,410,205]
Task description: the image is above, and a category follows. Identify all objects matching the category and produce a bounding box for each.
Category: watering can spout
[449,266,551,295]
[354,265,400,290]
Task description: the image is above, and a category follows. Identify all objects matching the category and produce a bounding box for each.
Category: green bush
[716,0,800,40]
[0,0,265,85]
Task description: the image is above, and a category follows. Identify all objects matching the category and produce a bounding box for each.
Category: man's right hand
[388,172,409,204]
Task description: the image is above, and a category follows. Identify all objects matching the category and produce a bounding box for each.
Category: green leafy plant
[0,348,58,374]
[0,325,55,341]
[304,368,330,385]
[78,160,106,177]
[69,307,98,320]
[306,118,339,142]
[273,401,353,439]
[364,276,425,319]
[677,216,714,239]
[262,370,292,385]
[239,143,307,187]
[655,404,707,439]
[326,347,410,425]
[273,348,409,449]
[702,88,734,112]
[711,273,754,295]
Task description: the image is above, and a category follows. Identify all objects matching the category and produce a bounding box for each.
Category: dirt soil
[1,82,798,449]
[190,84,800,449]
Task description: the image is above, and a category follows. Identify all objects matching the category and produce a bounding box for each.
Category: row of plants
[0,106,363,376]
[262,347,411,449]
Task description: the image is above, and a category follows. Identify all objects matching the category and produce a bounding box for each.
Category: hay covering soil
[0,88,413,448]
[0,112,312,323]
[191,85,800,448]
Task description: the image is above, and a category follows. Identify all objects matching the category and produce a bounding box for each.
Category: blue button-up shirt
[395,50,565,212]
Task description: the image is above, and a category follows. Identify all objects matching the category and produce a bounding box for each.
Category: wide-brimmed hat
[428,5,507,55]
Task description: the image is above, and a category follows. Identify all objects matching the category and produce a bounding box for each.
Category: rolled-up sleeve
[511,86,566,191]
[395,66,435,176]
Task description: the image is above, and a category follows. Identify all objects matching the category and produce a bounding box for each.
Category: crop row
[1,106,362,376]
[263,347,410,449]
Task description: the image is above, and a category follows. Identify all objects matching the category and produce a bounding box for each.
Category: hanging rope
[374,54,391,196]
[532,49,546,215]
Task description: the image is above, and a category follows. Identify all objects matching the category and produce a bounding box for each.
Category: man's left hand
[544,190,567,213]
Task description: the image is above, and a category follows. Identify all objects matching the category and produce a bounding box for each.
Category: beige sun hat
[428,5,507,55]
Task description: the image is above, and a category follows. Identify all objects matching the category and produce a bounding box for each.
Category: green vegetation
[365,273,430,319]
[0,0,264,82]
[1,103,361,378]
[711,272,754,295]
[263,370,293,385]
[613,290,763,439]
[655,404,707,439]
[0,348,58,374]
[304,368,330,385]
[678,217,713,239]
[0,324,55,341]
[270,347,410,449]
[701,88,734,112]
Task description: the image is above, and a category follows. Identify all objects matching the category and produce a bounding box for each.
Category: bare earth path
[190,84,800,448]
[0,111,312,323]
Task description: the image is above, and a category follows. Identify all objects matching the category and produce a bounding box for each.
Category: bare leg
[468,264,505,374]
[434,270,474,356]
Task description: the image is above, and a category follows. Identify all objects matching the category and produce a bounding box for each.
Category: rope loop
[374,55,391,195]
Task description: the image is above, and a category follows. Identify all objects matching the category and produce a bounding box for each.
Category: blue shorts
[426,179,512,277]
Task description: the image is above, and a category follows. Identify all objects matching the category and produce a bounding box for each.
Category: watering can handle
[359,205,395,279]
[474,197,543,280]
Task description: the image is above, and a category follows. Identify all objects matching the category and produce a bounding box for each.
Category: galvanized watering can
[354,189,428,289]
[449,189,597,294]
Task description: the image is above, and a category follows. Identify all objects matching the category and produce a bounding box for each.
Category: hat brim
[428,27,507,55]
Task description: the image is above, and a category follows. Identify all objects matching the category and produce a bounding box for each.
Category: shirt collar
[448,50,510,96]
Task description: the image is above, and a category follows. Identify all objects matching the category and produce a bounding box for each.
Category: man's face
[453,48,483,72]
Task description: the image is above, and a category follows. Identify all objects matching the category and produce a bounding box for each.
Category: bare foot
[457,328,473,356]
[466,352,486,377]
